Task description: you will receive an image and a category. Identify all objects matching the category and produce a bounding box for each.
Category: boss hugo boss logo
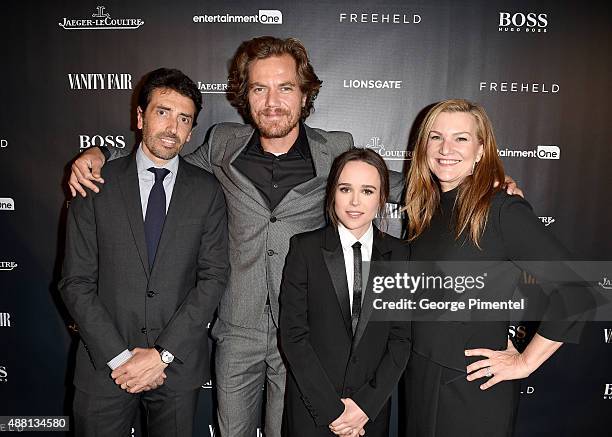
[339,12,421,24]
[193,10,282,24]
[0,139,7,148]
[498,12,548,33]
[0,198,15,211]
[68,73,133,90]
[59,6,144,30]
[79,135,126,150]
[509,325,528,340]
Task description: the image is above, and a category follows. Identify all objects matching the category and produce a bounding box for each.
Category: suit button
[273,183,279,189]
[345,387,353,395]
[270,216,277,223]
[141,327,147,334]
[147,291,156,298]
[267,250,275,256]
[351,356,358,364]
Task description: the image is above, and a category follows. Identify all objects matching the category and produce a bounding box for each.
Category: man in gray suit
[60,68,229,437]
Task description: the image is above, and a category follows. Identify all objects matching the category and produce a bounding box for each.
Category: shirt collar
[136,143,179,176]
[247,122,310,160]
[338,223,374,250]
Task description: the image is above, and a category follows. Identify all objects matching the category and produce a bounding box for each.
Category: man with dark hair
[60,67,229,437]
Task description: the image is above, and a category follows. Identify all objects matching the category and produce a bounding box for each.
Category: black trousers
[73,385,199,437]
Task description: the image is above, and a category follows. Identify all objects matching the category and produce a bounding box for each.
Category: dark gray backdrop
[1,0,611,435]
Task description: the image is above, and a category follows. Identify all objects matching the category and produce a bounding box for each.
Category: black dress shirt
[232,123,316,211]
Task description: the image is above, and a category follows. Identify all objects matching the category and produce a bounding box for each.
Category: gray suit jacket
[108,122,403,328]
[59,153,229,394]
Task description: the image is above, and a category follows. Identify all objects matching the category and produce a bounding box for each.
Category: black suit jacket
[279,225,411,436]
[59,153,229,394]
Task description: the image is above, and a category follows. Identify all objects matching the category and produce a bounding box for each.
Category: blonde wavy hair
[404,99,505,248]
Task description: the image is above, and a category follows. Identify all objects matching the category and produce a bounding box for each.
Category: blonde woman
[401,99,581,436]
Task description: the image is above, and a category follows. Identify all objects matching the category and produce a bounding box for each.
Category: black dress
[401,188,582,437]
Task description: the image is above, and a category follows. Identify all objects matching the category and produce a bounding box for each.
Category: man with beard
[60,68,229,437]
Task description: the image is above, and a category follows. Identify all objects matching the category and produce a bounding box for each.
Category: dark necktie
[351,241,362,335]
[145,167,170,269]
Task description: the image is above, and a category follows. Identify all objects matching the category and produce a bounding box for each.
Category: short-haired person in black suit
[59,68,229,437]
[280,148,411,437]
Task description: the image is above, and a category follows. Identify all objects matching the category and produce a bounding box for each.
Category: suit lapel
[321,226,353,338]
[118,154,150,279]
[351,228,393,351]
[152,157,190,273]
[220,125,270,212]
[274,125,331,211]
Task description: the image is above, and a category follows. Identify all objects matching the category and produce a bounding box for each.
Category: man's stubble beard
[253,108,301,139]
[142,121,183,161]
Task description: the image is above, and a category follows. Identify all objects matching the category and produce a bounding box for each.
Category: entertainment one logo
[604,329,612,343]
[193,10,282,24]
[604,384,612,400]
[479,82,559,93]
[498,12,548,33]
[538,216,556,227]
[198,81,228,94]
[360,137,412,161]
[343,79,402,89]
[339,12,421,24]
[0,366,6,383]
[79,135,126,150]
[59,6,145,30]
[68,73,133,90]
[0,262,18,271]
[497,145,560,160]
[0,139,7,148]
[0,198,15,211]
[0,313,10,327]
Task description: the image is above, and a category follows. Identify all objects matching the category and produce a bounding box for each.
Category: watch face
[161,350,174,364]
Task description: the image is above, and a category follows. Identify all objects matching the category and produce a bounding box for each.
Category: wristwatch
[154,345,174,364]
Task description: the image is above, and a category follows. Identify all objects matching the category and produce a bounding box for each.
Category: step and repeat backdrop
[1,0,611,435]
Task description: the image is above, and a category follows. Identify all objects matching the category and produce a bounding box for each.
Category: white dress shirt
[338,223,373,311]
